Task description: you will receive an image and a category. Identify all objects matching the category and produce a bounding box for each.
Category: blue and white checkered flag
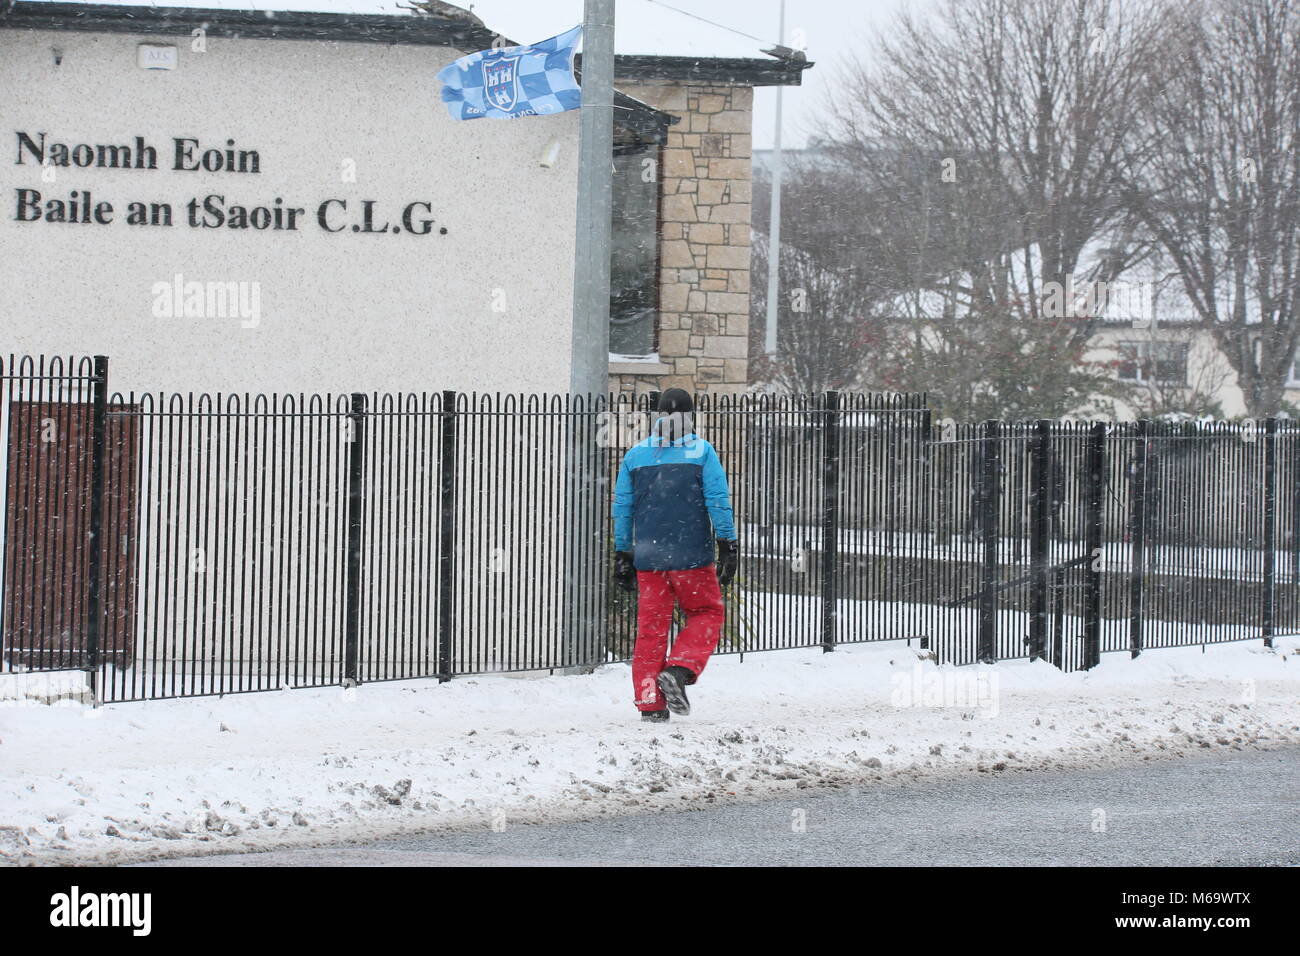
[437,26,583,121]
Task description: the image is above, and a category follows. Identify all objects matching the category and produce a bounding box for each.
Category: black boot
[641,708,670,723]
[657,666,693,716]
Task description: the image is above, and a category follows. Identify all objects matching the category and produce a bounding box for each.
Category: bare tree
[1126,0,1300,417]
[748,229,886,394]
[747,154,901,394]
[827,0,1164,324]
[749,139,1128,413]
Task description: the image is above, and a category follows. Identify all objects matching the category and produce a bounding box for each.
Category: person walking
[612,389,738,721]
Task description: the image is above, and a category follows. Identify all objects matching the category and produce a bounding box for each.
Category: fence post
[1128,420,1150,659]
[820,390,841,653]
[84,355,109,703]
[646,391,661,450]
[437,390,459,682]
[1262,417,1277,648]
[1083,422,1106,670]
[1027,419,1052,662]
[919,405,933,609]
[1289,421,1300,587]
[977,420,1000,664]
[342,392,367,687]
[1292,424,1300,587]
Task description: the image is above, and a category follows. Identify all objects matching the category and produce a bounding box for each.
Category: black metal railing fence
[1,354,1294,702]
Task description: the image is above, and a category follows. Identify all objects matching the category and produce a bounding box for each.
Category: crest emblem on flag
[482,54,522,111]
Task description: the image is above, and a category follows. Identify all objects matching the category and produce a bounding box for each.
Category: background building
[1,2,810,400]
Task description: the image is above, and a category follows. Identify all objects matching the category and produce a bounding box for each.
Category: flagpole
[764,0,786,357]
[564,0,615,673]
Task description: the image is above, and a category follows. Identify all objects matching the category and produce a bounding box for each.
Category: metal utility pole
[564,0,615,673]
[764,0,786,356]
[570,0,615,398]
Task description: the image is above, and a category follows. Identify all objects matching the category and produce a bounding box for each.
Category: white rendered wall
[0,28,580,398]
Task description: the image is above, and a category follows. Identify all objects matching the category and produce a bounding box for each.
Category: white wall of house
[1085,326,1244,418]
[0,28,580,397]
[1087,326,1300,420]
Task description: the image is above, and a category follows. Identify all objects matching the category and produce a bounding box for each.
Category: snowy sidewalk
[1,637,1297,865]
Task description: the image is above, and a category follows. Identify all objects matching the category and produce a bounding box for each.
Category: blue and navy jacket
[613,423,737,571]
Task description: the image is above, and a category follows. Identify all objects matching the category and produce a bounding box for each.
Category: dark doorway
[2,401,139,669]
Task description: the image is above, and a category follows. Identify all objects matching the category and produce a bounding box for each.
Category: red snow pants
[632,565,725,712]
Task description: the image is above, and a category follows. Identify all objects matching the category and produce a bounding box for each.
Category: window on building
[608,143,660,357]
[1287,352,1300,387]
[1116,341,1189,385]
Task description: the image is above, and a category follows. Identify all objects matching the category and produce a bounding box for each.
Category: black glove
[614,551,637,593]
[716,538,738,587]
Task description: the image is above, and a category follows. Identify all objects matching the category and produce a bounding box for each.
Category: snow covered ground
[1,636,1297,866]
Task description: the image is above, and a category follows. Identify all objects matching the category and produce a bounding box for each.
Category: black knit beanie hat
[657,388,694,415]
[654,388,694,444]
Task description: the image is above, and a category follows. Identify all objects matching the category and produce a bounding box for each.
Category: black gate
[933,420,1105,671]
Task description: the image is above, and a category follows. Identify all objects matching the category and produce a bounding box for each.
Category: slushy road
[145,747,1299,866]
